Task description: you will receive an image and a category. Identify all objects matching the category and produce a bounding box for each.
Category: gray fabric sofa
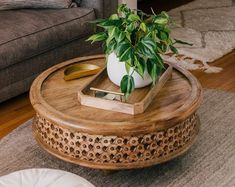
[0,0,118,103]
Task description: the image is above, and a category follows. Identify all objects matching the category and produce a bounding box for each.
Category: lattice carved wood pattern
[33,113,199,166]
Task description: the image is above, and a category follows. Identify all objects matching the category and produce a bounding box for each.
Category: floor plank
[192,50,235,93]
[0,51,234,139]
[0,93,35,139]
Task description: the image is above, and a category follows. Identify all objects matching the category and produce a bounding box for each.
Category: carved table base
[33,113,200,170]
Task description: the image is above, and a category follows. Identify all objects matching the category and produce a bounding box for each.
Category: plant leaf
[137,36,157,58]
[125,32,131,42]
[97,19,122,29]
[107,27,119,45]
[86,32,107,43]
[154,16,168,25]
[116,40,133,61]
[120,75,135,97]
[160,42,168,53]
[128,14,140,22]
[140,22,147,33]
[146,59,163,84]
[160,11,169,19]
[147,59,157,84]
[170,45,178,54]
[154,53,165,68]
[118,4,130,16]
[126,22,135,32]
[109,14,119,20]
[125,62,131,74]
[120,46,133,62]
[134,56,145,78]
[159,31,168,40]
[105,39,117,54]
[115,31,125,43]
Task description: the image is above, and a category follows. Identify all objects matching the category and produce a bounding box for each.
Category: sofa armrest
[80,0,118,19]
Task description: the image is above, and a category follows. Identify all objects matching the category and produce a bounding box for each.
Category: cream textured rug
[164,0,235,73]
[0,89,235,187]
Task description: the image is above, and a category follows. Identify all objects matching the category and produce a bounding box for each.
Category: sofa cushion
[0,8,95,69]
[0,0,73,10]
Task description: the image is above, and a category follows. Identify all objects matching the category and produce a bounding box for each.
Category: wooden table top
[30,55,202,136]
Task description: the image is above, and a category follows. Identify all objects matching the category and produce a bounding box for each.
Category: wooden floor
[192,51,235,93]
[0,50,234,139]
[0,93,35,139]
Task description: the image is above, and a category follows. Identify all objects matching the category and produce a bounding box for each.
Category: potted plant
[87,4,190,97]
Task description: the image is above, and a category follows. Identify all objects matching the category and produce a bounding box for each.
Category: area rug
[164,0,235,73]
[0,89,235,187]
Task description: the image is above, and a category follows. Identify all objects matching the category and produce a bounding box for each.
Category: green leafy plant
[87,4,191,97]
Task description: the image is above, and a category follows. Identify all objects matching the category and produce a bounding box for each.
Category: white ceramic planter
[107,52,152,88]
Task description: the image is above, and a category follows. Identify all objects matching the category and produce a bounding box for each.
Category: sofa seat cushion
[0,8,95,69]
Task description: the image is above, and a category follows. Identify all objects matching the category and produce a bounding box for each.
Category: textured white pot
[107,52,152,88]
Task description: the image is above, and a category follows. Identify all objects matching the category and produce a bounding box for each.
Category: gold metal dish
[64,64,101,81]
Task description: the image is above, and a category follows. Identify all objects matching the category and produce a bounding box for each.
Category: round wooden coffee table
[30,55,202,170]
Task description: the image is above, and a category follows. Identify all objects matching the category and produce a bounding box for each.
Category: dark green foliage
[87,4,191,97]
[120,75,135,98]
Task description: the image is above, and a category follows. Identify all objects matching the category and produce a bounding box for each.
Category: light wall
[118,0,137,9]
